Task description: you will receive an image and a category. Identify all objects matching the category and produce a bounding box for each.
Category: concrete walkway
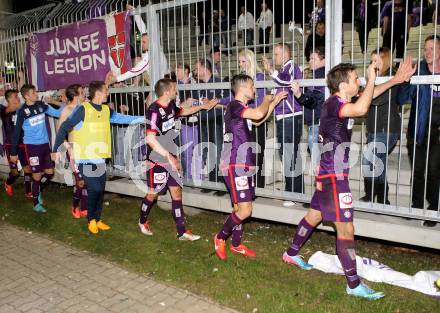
[0,223,238,313]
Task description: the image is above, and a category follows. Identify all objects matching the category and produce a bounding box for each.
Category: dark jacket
[397,60,440,144]
[194,75,230,122]
[366,78,401,135]
[294,66,325,125]
[304,33,325,61]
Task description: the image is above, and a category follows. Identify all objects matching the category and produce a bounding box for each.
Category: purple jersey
[146,100,182,163]
[0,106,22,145]
[221,100,255,167]
[271,60,303,116]
[318,96,354,176]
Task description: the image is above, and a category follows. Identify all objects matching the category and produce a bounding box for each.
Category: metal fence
[0,0,439,223]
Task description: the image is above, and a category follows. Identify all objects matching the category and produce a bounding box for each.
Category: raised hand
[262,56,273,74]
[366,60,377,83]
[290,81,302,97]
[119,104,129,114]
[394,55,417,84]
[9,155,18,164]
[181,97,194,108]
[272,91,288,105]
[202,98,219,111]
[105,71,116,86]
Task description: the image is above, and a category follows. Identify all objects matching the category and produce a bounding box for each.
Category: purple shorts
[25,143,54,173]
[310,174,353,222]
[146,163,182,193]
[4,144,28,169]
[222,165,255,204]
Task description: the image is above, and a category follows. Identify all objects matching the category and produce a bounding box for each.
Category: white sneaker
[139,221,153,236]
[283,201,296,207]
[178,230,201,241]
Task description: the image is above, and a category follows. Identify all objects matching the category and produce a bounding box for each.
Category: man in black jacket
[304,21,325,62]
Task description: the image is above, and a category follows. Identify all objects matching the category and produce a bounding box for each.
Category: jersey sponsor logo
[153,172,167,184]
[150,112,158,130]
[24,108,31,116]
[347,118,354,130]
[29,156,40,166]
[159,108,166,116]
[28,114,45,127]
[347,248,356,261]
[162,117,175,132]
[298,226,308,237]
[12,114,17,124]
[141,203,149,212]
[235,176,249,191]
[233,224,242,231]
[338,192,353,209]
[175,208,181,218]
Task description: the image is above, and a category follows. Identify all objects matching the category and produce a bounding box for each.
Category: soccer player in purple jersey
[282,57,415,299]
[214,74,287,260]
[139,78,218,240]
[10,84,61,213]
[1,89,32,198]
[57,84,88,219]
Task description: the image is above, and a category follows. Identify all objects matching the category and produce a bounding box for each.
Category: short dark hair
[312,46,325,60]
[231,74,253,96]
[371,46,390,56]
[5,89,18,101]
[196,58,212,73]
[154,78,175,97]
[164,72,177,82]
[211,46,220,54]
[65,84,82,102]
[177,62,190,74]
[89,81,106,99]
[326,63,357,94]
[425,35,440,43]
[20,84,36,97]
[316,20,325,28]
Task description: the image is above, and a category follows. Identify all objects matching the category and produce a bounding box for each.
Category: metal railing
[0,0,439,224]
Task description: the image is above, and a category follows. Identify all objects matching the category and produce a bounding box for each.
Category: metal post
[146,5,160,99]
[325,0,343,91]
